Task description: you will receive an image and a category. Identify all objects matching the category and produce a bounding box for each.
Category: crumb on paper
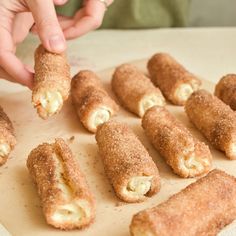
[115,201,126,207]
[68,136,75,142]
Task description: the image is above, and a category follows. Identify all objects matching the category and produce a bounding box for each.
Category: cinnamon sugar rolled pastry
[112,64,165,117]
[95,120,160,203]
[32,45,71,119]
[148,53,201,105]
[27,138,95,230]
[142,106,212,178]
[0,106,16,166]
[215,74,236,110]
[185,89,236,160]
[130,169,236,236]
[71,70,119,133]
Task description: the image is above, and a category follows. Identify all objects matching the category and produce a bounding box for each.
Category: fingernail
[58,0,67,4]
[49,35,66,53]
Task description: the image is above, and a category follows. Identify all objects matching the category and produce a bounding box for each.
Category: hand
[56,0,113,39]
[32,0,113,40]
[0,0,67,89]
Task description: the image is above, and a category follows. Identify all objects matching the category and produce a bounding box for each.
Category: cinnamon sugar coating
[32,45,71,119]
[112,64,165,117]
[215,74,236,110]
[71,70,119,133]
[130,169,236,236]
[142,106,212,178]
[27,138,95,230]
[0,105,16,166]
[148,53,201,105]
[95,120,160,203]
[185,89,236,159]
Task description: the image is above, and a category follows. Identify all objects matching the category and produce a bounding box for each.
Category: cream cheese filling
[190,79,200,91]
[226,142,236,159]
[139,95,164,117]
[51,153,91,223]
[175,83,193,102]
[0,142,10,158]
[178,148,210,177]
[122,176,153,198]
[51,199,91,223]
[88,107,111,131]
[39,91,63,115]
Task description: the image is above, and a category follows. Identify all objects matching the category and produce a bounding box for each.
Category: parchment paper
[0,60,235,236]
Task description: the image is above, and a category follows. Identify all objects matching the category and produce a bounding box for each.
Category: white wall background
[190,0,236,26]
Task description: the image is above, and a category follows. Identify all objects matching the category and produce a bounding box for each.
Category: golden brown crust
[112,64,165,117]
[95,120,161,203]
[142,106,212,178]
[130,169,236,236]
[27,138,95,230]
[32,44,71,119]
[215,74,236,110]
[147,53,201,105]
[185,89,236,159]
[0,105,16,166]
[71,70,119,133]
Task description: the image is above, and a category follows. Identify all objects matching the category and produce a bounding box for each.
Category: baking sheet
[0,60,235,236]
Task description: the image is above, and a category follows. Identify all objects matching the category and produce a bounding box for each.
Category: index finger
[26,0,66,53]
[63,0,106,39]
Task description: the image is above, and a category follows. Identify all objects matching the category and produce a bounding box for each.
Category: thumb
[26,0,66,53]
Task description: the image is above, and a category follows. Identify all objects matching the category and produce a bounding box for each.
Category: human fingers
[0,10,33,88]
[26,0,66,53]
[12,12,34,44]
[63,0,106,39]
